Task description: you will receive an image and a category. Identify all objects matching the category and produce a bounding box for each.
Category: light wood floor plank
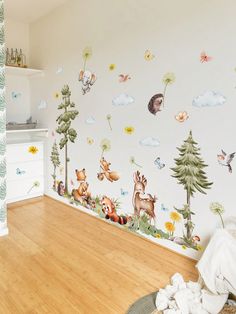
[0,196,198,313]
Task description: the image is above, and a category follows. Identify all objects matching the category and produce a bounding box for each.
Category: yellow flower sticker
[170,211,181,222]
[144,50,155,61]
[54,92,61,99]
[165,221,175,233]
[124,126,135,135]
[28,146,38,154]
[87,137,94,145]
[109,64,116,71]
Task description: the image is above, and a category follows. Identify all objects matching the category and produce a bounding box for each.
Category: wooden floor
[0,197,197,314]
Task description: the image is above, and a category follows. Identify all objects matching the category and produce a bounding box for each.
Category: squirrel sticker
[97,157,120,182]
[101,196,128,225]
[72,168,91,204]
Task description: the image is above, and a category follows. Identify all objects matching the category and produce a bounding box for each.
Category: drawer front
[7,160,44,181]
[7,176,44,203]
[7,142,44,163]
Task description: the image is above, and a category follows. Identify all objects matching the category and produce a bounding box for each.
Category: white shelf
[6,127,48,134]
[5,66,44,77]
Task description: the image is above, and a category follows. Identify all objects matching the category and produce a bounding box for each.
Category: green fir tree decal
[171,131,213,241]
[56,85,79,194]
[0,25,4,45]
[50,141,60,190]
[0,136,6,155]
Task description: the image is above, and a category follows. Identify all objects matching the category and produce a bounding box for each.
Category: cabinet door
[7,176,44,203]
[7,160,44,181]
[7,142,44,163]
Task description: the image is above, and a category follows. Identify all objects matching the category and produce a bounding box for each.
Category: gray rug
[126,292,236,314]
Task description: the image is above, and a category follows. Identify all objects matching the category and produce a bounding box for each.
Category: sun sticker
[28,146,38,154]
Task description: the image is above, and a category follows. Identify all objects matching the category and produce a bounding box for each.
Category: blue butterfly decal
[160,203,169,212]
[12,92,22,100]
[16,168,26,175]
[154,157,165,169]
[120,188,129,196]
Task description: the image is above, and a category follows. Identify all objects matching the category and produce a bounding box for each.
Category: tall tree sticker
[171,131,213,243]
[50,141,60,190]
[56,85,79,195]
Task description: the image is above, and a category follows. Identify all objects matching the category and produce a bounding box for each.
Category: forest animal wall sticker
[47,36,235,258]
[78,47,96,95]
[0,1,7,236]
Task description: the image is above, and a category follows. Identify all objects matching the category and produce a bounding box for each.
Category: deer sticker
[132,171,157,225]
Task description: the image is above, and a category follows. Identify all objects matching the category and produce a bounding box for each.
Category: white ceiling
[5,0,70,23]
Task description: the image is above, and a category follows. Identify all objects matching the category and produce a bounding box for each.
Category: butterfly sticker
[144,50,155,61]
[87,137,94,145]
[119,74,131,83]
[11,91,22,100]
[120,188,129,196]
[200,51,212,63]
[160,203,169,212]
[154,157,165,169]
[38,100,47,110]
[56,67,63,74]
[16,168,26,175]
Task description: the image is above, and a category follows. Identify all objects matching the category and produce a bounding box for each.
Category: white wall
[29,0,236,259]
[5,19,31,123]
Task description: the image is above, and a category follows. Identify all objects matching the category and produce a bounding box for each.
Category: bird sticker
[154,157,165,170]
[119,74,131,83]
[217,149,235,173]
[200,51,212,63]
[144,50,155,61]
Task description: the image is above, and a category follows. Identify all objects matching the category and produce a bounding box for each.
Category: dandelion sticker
[162,72,175,107]
[165,221,175,236]
[28,146,38,154]
[170,211,181,223]
[124,126,135,135]
[109,64,116,71]
[82,46,92,70]
[106,114,112,131]
[100,138,111,157]
[210,202,225,228]
[27,181,40,194]
[130,156,142,168]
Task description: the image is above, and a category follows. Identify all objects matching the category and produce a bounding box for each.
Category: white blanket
[155,218,236,313]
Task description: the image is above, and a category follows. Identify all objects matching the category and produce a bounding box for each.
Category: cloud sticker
[112,93,135,106]
[192,90,226,107]
[139,137,160,147]
[38,100,47,110]
[85,116,96,124]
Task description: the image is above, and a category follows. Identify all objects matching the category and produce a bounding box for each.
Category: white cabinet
[6,141,44,203]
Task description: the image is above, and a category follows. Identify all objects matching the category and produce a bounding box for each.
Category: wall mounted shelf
[6,66,44,77]
[6,127,48,134]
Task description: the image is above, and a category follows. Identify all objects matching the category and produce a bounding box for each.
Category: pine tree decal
[50,141,60,190]
[171,131,213,241]
[56,85,79,194]
[0,180,6,200]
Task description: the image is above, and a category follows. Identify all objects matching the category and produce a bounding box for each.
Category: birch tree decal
[171,131,213,244]
[50,140,60,190]
[56,85,79,195]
